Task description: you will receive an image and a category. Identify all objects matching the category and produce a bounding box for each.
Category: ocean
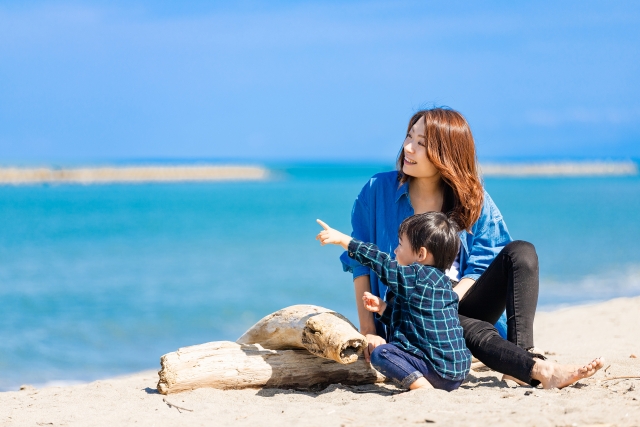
[1,163,640,391]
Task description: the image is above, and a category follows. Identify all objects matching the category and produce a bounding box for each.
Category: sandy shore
[1,297,639,427]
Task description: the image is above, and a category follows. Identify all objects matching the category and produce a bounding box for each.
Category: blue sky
[1,1,639,163]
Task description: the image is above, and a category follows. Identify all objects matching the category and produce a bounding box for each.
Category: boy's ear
[417,247,429,261]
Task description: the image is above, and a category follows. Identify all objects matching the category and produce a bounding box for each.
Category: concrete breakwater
[0,161,636,184]
[481,161,638,177]
[0,165,269,184]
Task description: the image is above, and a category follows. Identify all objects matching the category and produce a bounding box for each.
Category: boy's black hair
[398,212,460,271]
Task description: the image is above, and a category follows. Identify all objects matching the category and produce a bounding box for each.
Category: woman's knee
[504,240,538,272]
[461,318,500,349]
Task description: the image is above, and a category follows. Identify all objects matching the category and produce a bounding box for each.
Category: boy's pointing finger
[316,219,330,230]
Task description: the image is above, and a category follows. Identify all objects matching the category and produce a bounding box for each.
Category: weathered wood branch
[236,305,366,364]
[157,341,384,394]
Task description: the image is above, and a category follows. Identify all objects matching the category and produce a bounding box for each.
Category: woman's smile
[404,156,417,165]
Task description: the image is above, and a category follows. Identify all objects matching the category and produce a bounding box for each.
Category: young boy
[316,212,470,391]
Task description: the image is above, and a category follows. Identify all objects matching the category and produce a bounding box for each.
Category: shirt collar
[395,179,410,203]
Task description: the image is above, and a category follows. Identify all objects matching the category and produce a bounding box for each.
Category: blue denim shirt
[340,171,512,334]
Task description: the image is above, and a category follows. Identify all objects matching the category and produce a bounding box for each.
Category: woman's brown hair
[396,107,484,232]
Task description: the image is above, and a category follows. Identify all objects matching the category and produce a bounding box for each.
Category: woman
[340,107,603,388]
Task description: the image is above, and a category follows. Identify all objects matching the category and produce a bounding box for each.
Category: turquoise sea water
[1,164,640,391]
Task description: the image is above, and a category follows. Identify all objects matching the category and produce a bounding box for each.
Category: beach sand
[2,297,639,427]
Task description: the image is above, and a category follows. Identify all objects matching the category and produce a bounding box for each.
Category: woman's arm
[354,275,377,334]
[340,177,388,360]
[340,184,372,279]
[354,275,386,362]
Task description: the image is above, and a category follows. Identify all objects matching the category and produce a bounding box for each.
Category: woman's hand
[316,219,352,250]
[364,334,386,363]
[362,291,387,314]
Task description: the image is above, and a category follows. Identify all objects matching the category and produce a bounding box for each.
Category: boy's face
[394,233,421,266]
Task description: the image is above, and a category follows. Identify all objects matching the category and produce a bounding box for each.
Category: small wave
[0,379,87,392]
[0,380,89,392]
[539,264,640,310]
[34,380,87,389]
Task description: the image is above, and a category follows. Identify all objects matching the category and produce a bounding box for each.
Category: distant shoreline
[0,165,269,185]
[0,161,636,184]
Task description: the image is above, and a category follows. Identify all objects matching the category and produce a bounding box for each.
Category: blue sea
[1,164,640,391]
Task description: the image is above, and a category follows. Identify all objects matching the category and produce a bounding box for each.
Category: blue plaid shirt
[347,239,471,381]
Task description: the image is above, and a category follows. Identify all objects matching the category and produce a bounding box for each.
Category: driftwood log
[157,341,384,394]
[236,305,366,364]
[157,305,383,394]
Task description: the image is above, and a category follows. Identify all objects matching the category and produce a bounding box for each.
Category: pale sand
[2,297,639,427]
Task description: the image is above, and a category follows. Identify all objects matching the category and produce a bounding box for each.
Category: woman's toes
[588,358,603,371]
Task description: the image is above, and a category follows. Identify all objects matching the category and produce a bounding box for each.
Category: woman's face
[402,116,440,179]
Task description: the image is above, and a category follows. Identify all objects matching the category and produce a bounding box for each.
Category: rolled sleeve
[462,235,508,280]
[340,251,370,278]
[461,272,481,281]
[461,194,512,280]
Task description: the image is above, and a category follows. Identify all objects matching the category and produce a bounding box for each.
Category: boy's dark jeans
[370,344,463,391]
[458,240,541,385]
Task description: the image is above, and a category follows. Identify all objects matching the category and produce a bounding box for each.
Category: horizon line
[0,160,637,184]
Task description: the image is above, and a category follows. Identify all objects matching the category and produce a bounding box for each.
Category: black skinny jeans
[458,240,541,385]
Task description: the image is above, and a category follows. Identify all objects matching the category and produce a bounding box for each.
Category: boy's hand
[316,219,352,250]
[362,291,387,314]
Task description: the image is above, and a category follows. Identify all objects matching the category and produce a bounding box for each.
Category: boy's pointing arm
[315,219,412,298]
[316,219,352,249]
[346,240,412,299]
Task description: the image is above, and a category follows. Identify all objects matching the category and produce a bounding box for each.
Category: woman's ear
[417,247,428,262]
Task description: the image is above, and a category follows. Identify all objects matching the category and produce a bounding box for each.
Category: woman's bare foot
[409,377,434,390]
[501,374,529,386]
[531,357,605,389]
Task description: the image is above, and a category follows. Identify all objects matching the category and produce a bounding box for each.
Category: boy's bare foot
[531,357,605,389]
[409,377,434,390]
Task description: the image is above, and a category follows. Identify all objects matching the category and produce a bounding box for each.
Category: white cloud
[526,107,640,126]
